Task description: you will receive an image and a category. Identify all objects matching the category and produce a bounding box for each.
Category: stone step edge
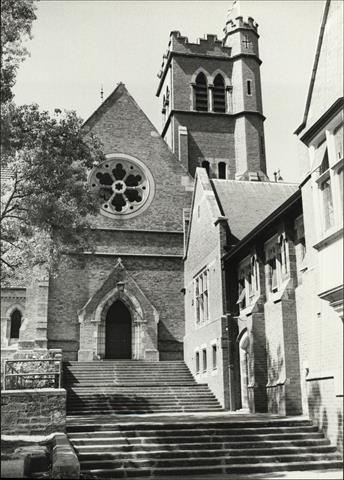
[81,460,343,475]
[78,453,342,465]
[75,445,337,457]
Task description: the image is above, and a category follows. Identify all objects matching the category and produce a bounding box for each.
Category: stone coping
[51,432,80,479]
[2,388,65,395]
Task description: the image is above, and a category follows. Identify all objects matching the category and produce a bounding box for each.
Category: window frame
[195,350,200,374]
[202,348,207,373]
[211,343,218,370]
[194,268,210,326]
[311,119,343,240]
[264,232,290,299]
[237,253,260,311]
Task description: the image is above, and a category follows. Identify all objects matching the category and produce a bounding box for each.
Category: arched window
[218,162,226,179]
[202,160,210,175]
[194,73,208,112]
[213,74,226,113]
[10,309,22,339]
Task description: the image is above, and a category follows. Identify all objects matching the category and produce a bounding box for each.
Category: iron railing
[3,358,62,390]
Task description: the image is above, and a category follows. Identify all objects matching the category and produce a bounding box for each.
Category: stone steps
[76,444,337,459]
[67,415,342,477]
[67,418,342,477]
[80,461,343,477]
[64,361,342,476]
[64,360,223,416]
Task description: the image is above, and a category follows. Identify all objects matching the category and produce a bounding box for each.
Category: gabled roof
[295,0,343,137]
[212,179,298,242]
[184,169,298,259]
[294,0,331,135]
[82,82,158,134]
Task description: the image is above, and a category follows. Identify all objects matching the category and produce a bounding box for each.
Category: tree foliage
[1,0,37,103]
[1,103,105,283]
[0,0,106,284]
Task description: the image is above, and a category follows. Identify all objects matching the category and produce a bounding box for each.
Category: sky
[13,0,326,183]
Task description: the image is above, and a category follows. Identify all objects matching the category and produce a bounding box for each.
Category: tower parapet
[157,31,232,82]
[224,16,259,35]
[223,16,260,57]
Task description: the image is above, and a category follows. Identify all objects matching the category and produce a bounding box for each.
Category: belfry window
[195,73,208,112]
[10,309,22,339]
[213,74,226,113]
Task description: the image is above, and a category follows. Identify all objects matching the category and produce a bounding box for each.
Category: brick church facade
[1,0,343,452]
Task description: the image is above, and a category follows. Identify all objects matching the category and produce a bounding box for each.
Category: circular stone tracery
[89,155,154,218]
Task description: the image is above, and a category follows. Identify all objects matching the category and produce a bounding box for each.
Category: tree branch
[1,257,16,270]
[0,173,19,220]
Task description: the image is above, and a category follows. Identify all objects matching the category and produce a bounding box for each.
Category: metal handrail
[3,358,62,391]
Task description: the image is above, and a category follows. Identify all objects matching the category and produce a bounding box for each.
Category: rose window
[89,156,154,218]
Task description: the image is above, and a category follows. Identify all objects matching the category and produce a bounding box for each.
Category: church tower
[156,12,268,181]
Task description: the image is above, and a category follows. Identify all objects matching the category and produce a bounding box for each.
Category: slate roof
[211,179,299,241]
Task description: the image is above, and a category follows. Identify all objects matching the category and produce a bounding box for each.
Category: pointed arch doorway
[105,300,132,359]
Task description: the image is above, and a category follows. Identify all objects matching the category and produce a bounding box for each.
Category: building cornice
[90,227,183,235]
[295,97,344,144]
[69,251,183,259]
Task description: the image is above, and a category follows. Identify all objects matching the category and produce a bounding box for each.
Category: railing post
[59,358,62,389]
[3,360,7,391]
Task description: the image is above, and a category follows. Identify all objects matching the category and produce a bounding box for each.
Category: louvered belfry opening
[195,72,208,111]
[213,74,226,113]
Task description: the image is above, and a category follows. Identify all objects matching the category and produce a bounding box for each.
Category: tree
[1,0,37,103]
[1,103,105,283]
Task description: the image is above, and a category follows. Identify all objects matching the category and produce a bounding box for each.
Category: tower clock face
[89,154,155,219]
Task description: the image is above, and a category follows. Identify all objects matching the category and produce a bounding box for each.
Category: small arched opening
[10,309,22,340]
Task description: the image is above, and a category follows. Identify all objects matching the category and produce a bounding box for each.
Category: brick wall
[173,113,236,178]
[307,377,343,454]
[1,389,66,435]
[48,254,185,360]
[184,170,229,406]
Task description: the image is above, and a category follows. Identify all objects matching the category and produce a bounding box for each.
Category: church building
[1,2,342,456]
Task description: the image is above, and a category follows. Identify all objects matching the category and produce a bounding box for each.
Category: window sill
[266,376,287,387]
[267,278,291,303]
[239,297,260,317]
[313,225,343,250]
[330,156,343,171]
